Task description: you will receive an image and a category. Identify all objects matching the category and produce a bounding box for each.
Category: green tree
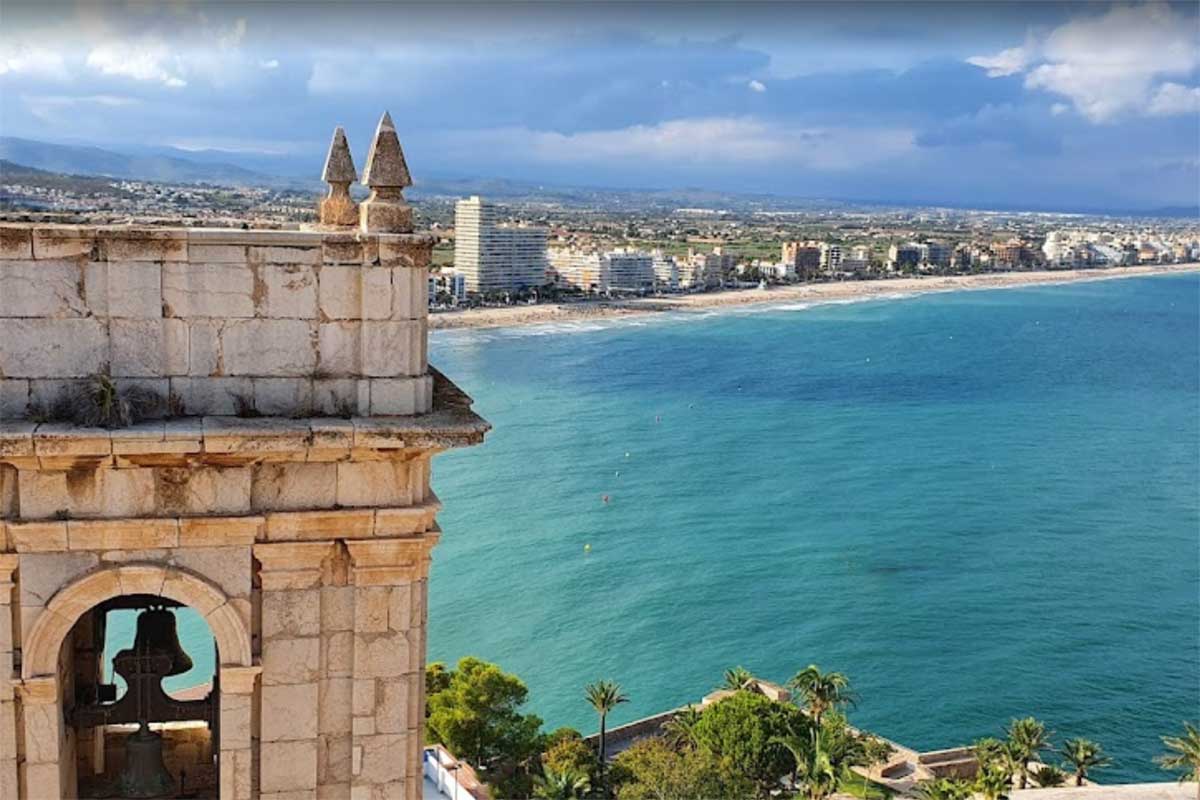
[971,737,1007,775]
[1006,717,1051,790]
[914,777,973,800]
[771,721,834,800]
[425,662,452,716]
[533,767,591,800]
[788,665,855,725]
[692,691,801,797]
[585,679,629,790]
[544,727,586,749]
[662,705,703,751]
[1155,722,1200,800]
[860,735,894,767]
[771,713,873,800]
[722,666,755,691]
[542,734,597,785]
[425,657,544,772]
[974,764,1011,800]
[1033,765,1067,787]
[1060,738,1111,786]
[610,738,753,800]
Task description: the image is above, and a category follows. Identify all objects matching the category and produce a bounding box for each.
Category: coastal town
[2,164,1198,327]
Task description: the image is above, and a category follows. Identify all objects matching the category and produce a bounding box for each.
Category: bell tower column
[16,676,63,800]
[345,535,436,800]
[219,665,262,800]
[254,542,336,800]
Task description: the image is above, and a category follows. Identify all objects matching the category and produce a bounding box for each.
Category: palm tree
[974,764,1011,800]
[1155,722,1200,800]
[1061,738,1111,786]
[971,737,1007,773]
[1033,765,1067,787]
[662,705,702,751]
[771,724,837,800]
[788,665,855,725]
[533,767,590,800]
[722,666,755,691]
[772,715,870,800]
[585,679,629,790]
[914,778,973,800]
[1006,717,1051,789]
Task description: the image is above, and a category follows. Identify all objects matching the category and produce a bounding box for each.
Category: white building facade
[548,247,655,292]
[454,196,549,294]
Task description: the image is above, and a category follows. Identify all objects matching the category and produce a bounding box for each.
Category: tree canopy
[692,691,803,797]
[611,738,753,800]
[425,656,545,771]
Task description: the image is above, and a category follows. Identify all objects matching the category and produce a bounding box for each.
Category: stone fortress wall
[0,113,489,800]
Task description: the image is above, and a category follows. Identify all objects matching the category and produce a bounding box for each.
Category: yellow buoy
[584,543,592,553]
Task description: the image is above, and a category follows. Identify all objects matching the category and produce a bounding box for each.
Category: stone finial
[359,111,413,233]
[319,126,358,227]
[322,126,357,183]
[361,111,412,189]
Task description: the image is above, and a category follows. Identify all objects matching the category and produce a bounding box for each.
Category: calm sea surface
[425,274,1199,782]
[117,274,1198,782]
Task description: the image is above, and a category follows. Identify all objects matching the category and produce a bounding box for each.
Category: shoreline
[429,264,1200,332]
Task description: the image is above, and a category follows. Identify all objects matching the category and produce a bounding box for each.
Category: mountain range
[1,136,1195,218]
[0,137,287,186]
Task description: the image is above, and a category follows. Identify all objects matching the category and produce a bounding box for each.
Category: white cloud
[0,42,69,80]
[4,7,260,90]
[86,39,187,87]
[967,2,1200,122]
[449,117,915,171]
[260,59,280,70]
[1147,82,1200,116]
[1050,103,1070,116]
[748,79,766,93]
[967,44,1032,78]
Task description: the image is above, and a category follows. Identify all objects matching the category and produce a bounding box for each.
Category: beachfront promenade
[428,263,1200,331]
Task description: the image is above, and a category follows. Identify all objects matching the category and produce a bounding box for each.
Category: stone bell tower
[0,114,489,800]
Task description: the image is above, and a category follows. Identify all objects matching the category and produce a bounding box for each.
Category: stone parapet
[0,224,436,420]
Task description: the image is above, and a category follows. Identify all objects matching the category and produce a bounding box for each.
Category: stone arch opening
[69,595,220,798]
[23,564,252,681]
[18,565,255,800]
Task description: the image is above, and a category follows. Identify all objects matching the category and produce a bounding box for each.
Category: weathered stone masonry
[0,118,489,800]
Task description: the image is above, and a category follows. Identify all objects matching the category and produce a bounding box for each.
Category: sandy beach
[429,264,1200,331]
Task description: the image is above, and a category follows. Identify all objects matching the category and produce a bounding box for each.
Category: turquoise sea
[104,274,1197,782]
[425,273,1200,783]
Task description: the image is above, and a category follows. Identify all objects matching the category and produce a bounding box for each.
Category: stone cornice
[0,408,489,468]
[345,527,441,585]
[254,541,337,590]
[2,498,440,553]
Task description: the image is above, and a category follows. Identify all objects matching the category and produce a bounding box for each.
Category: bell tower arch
[16,564,256,799]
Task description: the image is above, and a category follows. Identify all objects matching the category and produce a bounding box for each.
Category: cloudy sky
[1,1,1198,211]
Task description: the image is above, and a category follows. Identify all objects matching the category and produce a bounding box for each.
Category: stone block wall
[0,225,433,419]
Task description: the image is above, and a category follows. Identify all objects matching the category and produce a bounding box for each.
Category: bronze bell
[116,722,176,798]
[127,608,193,677]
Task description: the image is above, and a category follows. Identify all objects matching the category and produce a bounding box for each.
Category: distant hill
[0,137,275,186]
[0,159,136,194]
